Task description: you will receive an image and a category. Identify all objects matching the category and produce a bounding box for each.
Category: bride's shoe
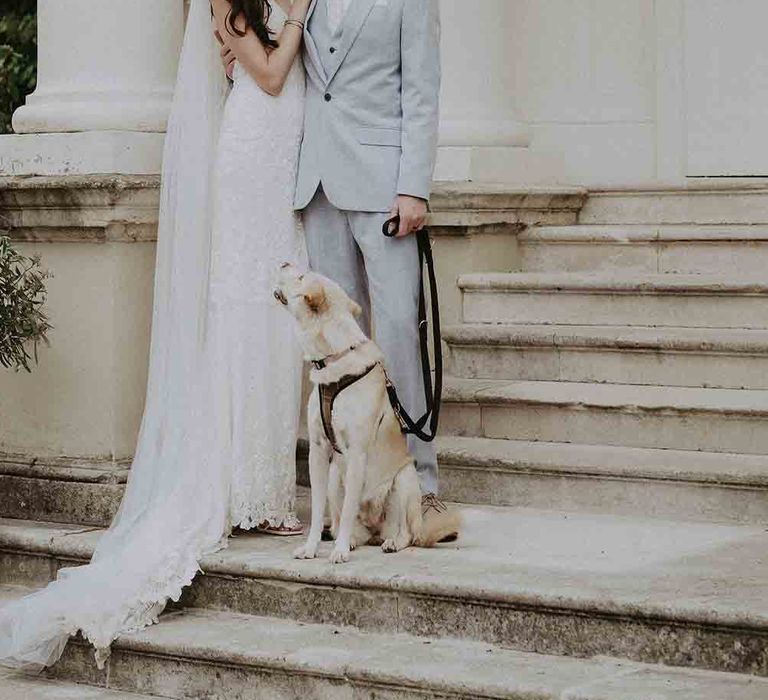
[256,514,305,537]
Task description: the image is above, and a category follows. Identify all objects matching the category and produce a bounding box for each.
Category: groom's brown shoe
[422,493,459,543]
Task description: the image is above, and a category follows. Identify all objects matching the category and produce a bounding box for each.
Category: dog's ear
[303,280,328,314]
[348,299,362,317]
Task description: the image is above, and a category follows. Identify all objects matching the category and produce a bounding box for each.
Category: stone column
[0,0,183,176]
[435,0,537,183]
[0,0,183,493]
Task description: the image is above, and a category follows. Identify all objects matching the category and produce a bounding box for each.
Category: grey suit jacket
[294,0,441,212]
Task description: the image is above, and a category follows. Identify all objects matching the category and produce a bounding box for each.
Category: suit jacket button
[324,93,332,102]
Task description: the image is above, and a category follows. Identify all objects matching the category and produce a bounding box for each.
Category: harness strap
[318,363,379,454]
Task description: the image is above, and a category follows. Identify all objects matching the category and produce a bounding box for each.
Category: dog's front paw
[328,547,350,565]
[381,538,398,553]
[293,542,319,560]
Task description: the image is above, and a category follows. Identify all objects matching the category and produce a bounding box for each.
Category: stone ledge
[0,455,131,483]
[443,323,768,391]
[0,174,160,192]
[444,377,768,418]
[438,436,768,489]
[430,182,587,211]
[458,272,768,294]
[431,183,587,229]
[581,186,768,226]
[0,175,588,241]
[438,448,768,525]
[517,224,768,275]
[0,174,160,242]
[0,475,124,528]
[441,378,768,453]
[38,605,768,699]
[460,273,768,329]
[0,455,128,529]
[443,323,768,355]
[521,223,768,243]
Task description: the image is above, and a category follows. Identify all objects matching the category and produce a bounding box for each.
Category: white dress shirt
[327,0,353,33]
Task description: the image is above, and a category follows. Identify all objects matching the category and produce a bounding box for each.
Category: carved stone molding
[0,175,161,243]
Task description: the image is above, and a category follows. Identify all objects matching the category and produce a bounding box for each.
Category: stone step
[5,419,768,528]
[518,224,768,274]
[2,593,754,700]
[441,378,768,454]
[438,436,768,524]
[2,507,766,677]
[429,183,587,225]
[0,666,154,700]
[459,273,768,329]
[0,450,307,527]
[443,323,768,389]
[578,186,768,225]
[0,458,128,527]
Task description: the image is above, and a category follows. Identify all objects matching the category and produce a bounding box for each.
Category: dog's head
[274,263,365,356]
[274,263,361,320]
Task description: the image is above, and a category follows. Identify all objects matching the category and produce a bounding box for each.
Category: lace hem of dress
[231,499,298,531]
[82,499,297,668]
[85,534,229,669]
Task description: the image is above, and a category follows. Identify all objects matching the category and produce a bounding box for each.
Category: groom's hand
[390,195,428,238]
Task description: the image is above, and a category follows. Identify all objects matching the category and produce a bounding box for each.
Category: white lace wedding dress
[212,1,306,528]
[0,0,306,669]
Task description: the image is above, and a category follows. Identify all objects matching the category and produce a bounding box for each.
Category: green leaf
[0,236,52,372]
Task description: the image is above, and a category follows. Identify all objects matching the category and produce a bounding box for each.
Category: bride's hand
[211,0,306,96]
[215,30,236,80]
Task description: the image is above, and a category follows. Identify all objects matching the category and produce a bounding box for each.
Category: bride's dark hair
[225,0,279,49]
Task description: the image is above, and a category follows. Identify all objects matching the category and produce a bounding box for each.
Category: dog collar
[310,342,367,371]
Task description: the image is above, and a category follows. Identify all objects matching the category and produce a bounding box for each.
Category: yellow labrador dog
[275,264,460,564]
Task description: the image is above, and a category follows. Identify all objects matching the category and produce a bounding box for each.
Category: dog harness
[318,363,380,454]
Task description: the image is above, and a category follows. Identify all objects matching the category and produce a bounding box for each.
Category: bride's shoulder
[210,0,234,21]
[212,0,252,37]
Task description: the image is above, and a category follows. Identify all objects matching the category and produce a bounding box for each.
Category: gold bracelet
[284,19,305,30]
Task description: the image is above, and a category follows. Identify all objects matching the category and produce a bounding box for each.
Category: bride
[0,0,312,669]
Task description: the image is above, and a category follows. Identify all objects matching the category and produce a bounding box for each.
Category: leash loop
[381,215,443,443]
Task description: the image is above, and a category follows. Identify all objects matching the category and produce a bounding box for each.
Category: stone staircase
[440,186,768,526]
[2,185,768,699]
[2,497,767,699]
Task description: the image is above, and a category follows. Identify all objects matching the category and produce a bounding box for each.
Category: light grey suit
[295,0,441,493]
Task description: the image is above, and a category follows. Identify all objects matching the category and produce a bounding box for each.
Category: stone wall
[0,177,157,466]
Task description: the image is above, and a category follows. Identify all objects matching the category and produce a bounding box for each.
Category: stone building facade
[0,4,767,696]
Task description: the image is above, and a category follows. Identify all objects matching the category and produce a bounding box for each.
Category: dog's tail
[411,499,462,549]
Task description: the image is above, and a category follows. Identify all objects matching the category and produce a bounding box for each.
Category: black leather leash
[381,215,442,443]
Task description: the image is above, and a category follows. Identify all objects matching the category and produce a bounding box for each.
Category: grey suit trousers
[302,187,439,495]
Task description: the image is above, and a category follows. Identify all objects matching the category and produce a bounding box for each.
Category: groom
[296,0,442,501]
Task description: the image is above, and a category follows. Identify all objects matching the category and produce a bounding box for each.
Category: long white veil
[0,0,231,668]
